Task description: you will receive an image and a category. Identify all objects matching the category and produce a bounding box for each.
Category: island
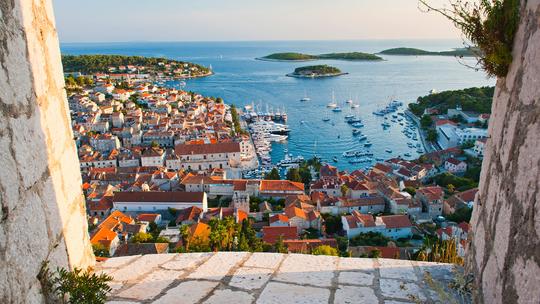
[378,47,476,57]
[286,65,348,78]
[61,54,213,80]
[257,52,383,62]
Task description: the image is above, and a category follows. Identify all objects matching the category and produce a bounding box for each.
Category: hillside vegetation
[292,65,342,75]
[379,47,476,57]
[61,54,210,74]
[409,86,495,116]
[261,52,382,61]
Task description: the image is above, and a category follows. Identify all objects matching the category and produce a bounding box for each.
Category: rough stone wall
[467,1,540,303]
[0,0,95,303]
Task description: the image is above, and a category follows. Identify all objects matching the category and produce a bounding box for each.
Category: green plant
[312,245,339,256]
[416,238,464,265]
[38,262,112,304]
[92,244,109,258]
[419,0,520,77]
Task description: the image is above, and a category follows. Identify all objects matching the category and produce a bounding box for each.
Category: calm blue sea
[61,40,495,171]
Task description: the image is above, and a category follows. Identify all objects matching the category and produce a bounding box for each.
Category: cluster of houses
[78,69,475,259]
[424,106,489,156]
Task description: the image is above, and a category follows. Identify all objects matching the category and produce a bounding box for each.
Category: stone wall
[0,0,94,303]
[467,1,540,303]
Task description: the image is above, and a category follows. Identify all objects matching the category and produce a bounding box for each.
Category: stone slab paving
[97,252,460,303]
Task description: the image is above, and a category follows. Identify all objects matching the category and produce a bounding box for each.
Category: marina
[72,40,494,172]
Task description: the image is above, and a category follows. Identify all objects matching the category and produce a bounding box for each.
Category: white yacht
[327,91,338,108]
[300,89,311,102]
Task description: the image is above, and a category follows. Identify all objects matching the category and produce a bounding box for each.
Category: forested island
[61,54,212,79]
[378,47,476,57]
[409,86,495,116]
[258,52,382,61]
[286,65,347,78]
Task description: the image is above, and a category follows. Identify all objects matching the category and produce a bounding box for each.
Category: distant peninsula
[61,54,213,79]
[257,52,383,62]
[378,47,476,57]
[286,65,347,78]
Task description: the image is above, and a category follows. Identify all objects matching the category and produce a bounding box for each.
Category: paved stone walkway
[96,252,460,304]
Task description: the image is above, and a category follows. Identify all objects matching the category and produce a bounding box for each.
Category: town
[67,55,490,263]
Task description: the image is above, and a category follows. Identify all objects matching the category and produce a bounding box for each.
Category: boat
[269,134,288,142]
[352,129,362,136]
[300,89,311,102]
[346,117,362,123]
[381,122,391,128]
[385,149,393,153]
[364,141,373,147]
[351,103,359,108]
[342,150,357,157]
[404,152,412,157]
[333,156,338,162]
[351,122,364,128]
[344,114,355,119]
[327,91,338,108]
[332,107,342,112]
[358,135,368,141]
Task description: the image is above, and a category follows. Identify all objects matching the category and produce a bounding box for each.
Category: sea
[61,40,495,171]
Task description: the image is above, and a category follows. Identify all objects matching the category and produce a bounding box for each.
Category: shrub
[312,245,339,256]
[39,262,112,304]
[419,0,520,77]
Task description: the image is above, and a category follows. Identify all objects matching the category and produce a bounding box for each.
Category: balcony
[96,252,461,303]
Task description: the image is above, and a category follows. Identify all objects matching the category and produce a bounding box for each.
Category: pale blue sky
[53,0,459,42]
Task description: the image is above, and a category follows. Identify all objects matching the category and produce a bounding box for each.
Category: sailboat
[300,89,311,102]
[345,93,353,104]
[327,91,338,108]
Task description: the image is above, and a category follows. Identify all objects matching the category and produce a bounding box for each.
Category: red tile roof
[379,215,412,229]
[113,191,204,203]
[269,214,289,224]
[137,213,160,222]
[262,226,298,244]
[260,180,304,192]
[175,142,240,155]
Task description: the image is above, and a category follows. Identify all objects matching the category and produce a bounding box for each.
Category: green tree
[179,224,190,250]
[349,232,391,247]
[273,236,288,253]
[131,232,153,243]
[403,187,416,197]
[312,245,339,256]
[321,213,343,235]
[340,184,349,197]
[421,114,433,129]
[286,168,302,183]
[298,165,312,185]
[208,218,227,251]
[446,207,473,223]
[265,168,281,180]
[427,129,438,142]
[368,249,382,258]
[92,244,109,258]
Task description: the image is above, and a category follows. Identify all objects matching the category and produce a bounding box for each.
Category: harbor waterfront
[61,40,495,171]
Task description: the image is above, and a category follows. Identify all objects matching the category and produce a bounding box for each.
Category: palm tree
[179,224,190,251]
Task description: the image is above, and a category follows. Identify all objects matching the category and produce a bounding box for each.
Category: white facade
[113,192,208,212]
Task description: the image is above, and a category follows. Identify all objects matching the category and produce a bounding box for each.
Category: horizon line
[59,37,465,44]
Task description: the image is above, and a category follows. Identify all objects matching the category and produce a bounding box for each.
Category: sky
[53,0,460,42]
